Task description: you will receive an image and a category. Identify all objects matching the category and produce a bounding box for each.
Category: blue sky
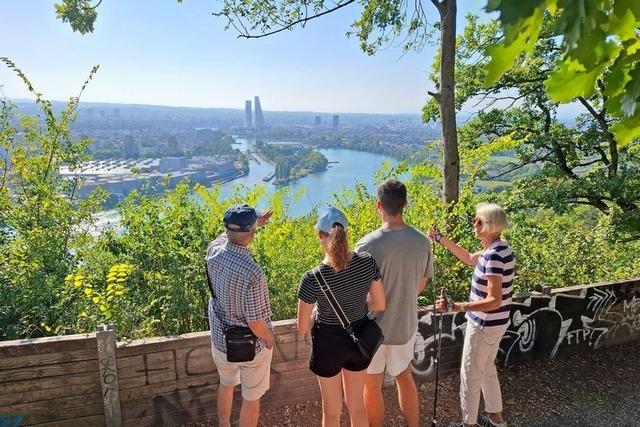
[1,0,489,114]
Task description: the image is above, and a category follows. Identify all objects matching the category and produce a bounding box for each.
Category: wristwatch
[434,231,442,243]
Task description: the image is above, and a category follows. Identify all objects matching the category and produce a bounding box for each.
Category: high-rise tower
[244,100,252,128]
[254,96,264,129]
[332,115,339,128]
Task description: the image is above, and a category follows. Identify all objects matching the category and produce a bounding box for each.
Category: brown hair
[378,179,407,216]
[321,223,350,271]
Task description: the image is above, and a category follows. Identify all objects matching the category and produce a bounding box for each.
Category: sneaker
[476,414,508,427]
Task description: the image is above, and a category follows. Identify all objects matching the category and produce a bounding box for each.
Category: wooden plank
[116,333,211,358]
[21,403,104,426]
[0,334,96,358]
[0,359,99,383]
[0,381,101,406]
[0,348,97,371]
[32,413,105,427]
[119,373,220,402]
[121,383,217,421]
[96,324,122,427]
[117,345,216,380]
[0,370,100,397]
[270,358,309,373]
[5,394,104,425]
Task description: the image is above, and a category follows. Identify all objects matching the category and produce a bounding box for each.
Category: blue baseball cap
[223,204,259,232]
[315,206,348,233]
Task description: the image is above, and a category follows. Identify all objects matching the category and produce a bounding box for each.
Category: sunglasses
[472,218,483,227]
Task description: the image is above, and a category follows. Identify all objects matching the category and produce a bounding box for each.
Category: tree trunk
[438,0,459,204]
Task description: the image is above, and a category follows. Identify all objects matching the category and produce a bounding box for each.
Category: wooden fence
[1,277,639,426]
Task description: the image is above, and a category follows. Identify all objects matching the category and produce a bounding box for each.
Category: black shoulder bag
[205,261,256,362]
[313,266,384,361]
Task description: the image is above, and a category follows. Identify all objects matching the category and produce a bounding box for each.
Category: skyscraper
[332,115,339,129]
[314,116,322,126]
[244,100,252,128]
[122,135,139,159]
[254,96,264,129]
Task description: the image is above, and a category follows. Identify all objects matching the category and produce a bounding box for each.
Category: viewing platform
[1,278,638,426]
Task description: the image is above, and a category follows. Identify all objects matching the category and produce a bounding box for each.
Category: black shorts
[309,316,371,377]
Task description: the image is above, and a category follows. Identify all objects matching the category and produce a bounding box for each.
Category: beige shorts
[212,344,273,401]
[367,332,416,377]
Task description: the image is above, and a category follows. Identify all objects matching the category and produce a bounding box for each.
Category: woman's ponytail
[325,223,350,271]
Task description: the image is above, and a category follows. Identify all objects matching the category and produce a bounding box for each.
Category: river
[221,138,398,216]
[92,138,398,232]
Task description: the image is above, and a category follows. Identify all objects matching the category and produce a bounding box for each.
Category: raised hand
[256,209,273,228]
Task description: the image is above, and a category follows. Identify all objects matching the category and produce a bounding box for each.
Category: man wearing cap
[206,204,274,427]
[355,180,434,427]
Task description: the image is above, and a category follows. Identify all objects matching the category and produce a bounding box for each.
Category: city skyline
[0,0,489,114]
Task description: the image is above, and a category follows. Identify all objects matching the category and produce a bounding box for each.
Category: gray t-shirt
[355,226,434,345]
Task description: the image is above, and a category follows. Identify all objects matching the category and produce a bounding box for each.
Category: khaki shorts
[212,344,273,401]
[367,331,416,377]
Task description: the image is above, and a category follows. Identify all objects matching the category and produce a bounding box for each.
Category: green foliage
[425,15,640,240]
[0,58,106,339]
[2,59,639,342]
[54,0,99,34]
[484,0,640,145]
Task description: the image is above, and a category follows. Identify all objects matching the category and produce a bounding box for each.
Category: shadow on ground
[258,342,640,426]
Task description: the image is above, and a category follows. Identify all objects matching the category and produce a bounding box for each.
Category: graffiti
[412,280,640,378]
[0,415,23,427]
[272,333,311,364]
[98,338,119,418]
[136,346,215,386]
[412,311,466,379]
[150,385,213,426]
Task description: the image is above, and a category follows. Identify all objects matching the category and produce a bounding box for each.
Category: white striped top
[467,240,515,328]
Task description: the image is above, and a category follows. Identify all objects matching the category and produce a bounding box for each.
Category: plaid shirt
[206,233,272,353]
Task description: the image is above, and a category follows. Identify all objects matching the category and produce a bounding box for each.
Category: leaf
[608,7,637,41]
[92,296,100,303]
[620,69,640,117]
[545,60,608,102]
[83,288,92,296]
[611,115,640,147]
[484,1,546,85]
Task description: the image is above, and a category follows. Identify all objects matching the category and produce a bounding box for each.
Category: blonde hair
[475,203,508,235]
[320,224,350,272]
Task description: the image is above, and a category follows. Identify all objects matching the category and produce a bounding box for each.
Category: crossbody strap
[205,260,228,331]
[313,266,358,342]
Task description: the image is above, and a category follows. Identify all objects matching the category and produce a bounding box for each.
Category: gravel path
[259,342,640,426]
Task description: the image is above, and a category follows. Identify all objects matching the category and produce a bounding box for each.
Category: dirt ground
[258,342,640,426]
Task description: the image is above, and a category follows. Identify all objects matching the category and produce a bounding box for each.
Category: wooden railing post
[97,324,122,427]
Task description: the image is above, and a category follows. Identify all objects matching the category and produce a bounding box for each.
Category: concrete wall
[411,278,640,381]
[1,278,638,426]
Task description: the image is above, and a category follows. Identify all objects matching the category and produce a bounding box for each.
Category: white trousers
[460,322,508,425]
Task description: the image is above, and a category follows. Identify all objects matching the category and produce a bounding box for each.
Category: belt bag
[224,325,256,362]
[313,267,383,360]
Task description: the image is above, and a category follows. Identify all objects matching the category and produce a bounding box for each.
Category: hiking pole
[431,287,446,427]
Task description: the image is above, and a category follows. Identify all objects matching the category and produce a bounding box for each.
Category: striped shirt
[298,252,382,325]
[467,240,515,328]
[206,234,273,353]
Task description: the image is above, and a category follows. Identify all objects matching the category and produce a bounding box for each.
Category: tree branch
[219,0,357,39]
[577,94,618,178]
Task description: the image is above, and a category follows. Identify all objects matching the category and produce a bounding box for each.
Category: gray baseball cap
[315,206,348,233]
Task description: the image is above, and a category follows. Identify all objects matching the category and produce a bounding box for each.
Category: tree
[0,58,106,338]
[53,0,462,204]
[484,0,640,146]
[447,15,639,240]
